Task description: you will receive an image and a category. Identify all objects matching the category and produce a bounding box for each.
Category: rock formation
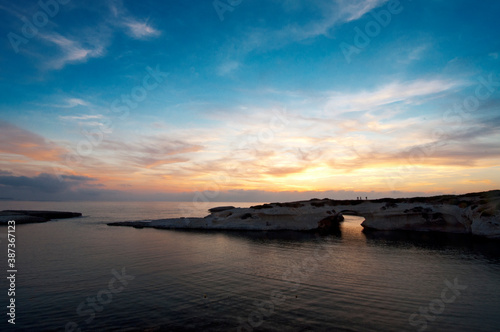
[0,210,82,224]
[108,190,500,239]
[360,190,500,239]
[109,200,344,232]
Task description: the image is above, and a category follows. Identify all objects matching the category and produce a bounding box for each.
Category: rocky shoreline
[358,190,500,239]
[108,190,500,239]
[0,210,82,225]
[108,202,345,232]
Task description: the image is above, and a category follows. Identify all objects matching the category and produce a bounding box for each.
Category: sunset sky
[0,0,499,201]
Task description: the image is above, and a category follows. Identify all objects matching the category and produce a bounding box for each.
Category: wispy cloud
[123,20,161,39]
[47,98,90,108]
[109,1,161,40]
[7,1,159,71]
[278,0,390,42]
[407,44,429,62]
[324,78,463,114]
[98,136,203,169]
[64,98,89,108]
[59,114,103,121]
[40,33,106,70]
[34,97,91,109]
[217,61,239,76]
[392,43,432,64]
[218,0,389,66]
[336,0,389,22]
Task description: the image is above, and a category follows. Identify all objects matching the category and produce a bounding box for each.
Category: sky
[0,0,499,202]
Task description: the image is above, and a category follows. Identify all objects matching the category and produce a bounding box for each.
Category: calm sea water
[0,201,499,332]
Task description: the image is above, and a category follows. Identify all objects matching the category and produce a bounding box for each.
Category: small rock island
[108,190,500,239]
[0,210,82,224]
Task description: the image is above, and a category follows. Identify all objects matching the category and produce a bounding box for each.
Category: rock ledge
[108,190,500,238]
[0,210,82,225]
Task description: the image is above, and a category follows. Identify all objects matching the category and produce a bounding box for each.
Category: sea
[0,201,499,332]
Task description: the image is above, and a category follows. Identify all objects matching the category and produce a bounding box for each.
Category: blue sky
[0,0,499,201]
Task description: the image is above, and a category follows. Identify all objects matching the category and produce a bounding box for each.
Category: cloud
[407,44,429,62]
[34,97,93,111]
[40,33,107,70]
[218,0,389,65]
[0,121,66,162]
[324,78,462,114]
[5,0,160,71]
[0,173,96,194]
[464,179,492,185]
[393,43,431,64]
[108,1,161,40]
[336,0,389,22]
[123,20,161,39]
[217,61,240,76]
[168,105,500,192]
[217,188,438,202]
[98,136,203,169]
[59,114,104,121]
[326,117,500,171]
[277,0,390,41]
[57,98,90,108]
[61,174,96,181]
[264,165,309,177]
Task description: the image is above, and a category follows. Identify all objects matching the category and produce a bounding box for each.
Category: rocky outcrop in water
[109,201,344,232]
[359,190,500,239]
[108,190,500,239]
[0,210,82,224]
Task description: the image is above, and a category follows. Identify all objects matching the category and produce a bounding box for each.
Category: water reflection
[362,228,500,262]
[148,222,342,242]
